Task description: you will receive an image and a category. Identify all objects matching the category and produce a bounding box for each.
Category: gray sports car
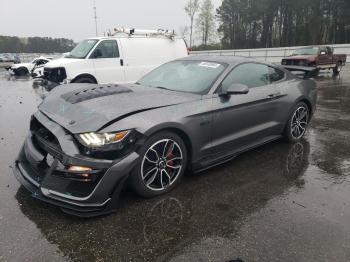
[13,56,317,216]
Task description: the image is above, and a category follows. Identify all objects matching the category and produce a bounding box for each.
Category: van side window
[221,63,270,90]
[95,40,119,58]
[269,67,285,82]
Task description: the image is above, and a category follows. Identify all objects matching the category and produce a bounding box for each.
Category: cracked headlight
[78,131,130,148]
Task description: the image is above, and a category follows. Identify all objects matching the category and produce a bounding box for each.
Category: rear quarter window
[269,67,285,82]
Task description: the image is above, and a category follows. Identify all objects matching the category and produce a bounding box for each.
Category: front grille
[283,59,307,66]
[24,116,106,198]
[43,67,67,83]
[30,116,61,155]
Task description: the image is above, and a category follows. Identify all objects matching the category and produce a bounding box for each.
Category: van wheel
[73,76,96,84]
[333,62,342,75]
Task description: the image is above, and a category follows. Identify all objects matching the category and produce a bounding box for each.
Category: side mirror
[320,51,326,55]
[92,49,103,58]
[220,83,249,96]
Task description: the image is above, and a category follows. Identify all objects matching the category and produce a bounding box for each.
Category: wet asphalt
[0,67,350,262]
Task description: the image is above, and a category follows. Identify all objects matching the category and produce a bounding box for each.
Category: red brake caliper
[166,146,174,176]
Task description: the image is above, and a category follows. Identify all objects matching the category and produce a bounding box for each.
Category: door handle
[267,92,281,99]
[120,59,124,66]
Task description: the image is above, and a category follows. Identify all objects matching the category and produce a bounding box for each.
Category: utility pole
[93,0,98,36]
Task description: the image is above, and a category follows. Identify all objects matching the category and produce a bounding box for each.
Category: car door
[326,46,335,64]
[318,46,332,66]
[210,62,282,156]
[91,39,125,84]
[268,66,290,133]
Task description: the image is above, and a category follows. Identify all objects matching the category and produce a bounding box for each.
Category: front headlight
[78,131,130,148]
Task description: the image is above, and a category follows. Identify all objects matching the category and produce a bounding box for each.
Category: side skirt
[192,135,282,173]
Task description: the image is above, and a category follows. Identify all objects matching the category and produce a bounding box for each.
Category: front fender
[143,122,193,138]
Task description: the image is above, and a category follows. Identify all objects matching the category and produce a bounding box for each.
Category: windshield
[66,39,98,59]
[137,60,226,94]
[292,47,319,56]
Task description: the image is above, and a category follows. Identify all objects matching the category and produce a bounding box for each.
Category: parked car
[281,46,347,75]
[42,29,188,84]
[13,56,317,217]
[0,54,20,68]
[31,57,55,78]
[0,53,20,63]
[9,57,52,76]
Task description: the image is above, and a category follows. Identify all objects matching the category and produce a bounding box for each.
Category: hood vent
[61,85,132,104]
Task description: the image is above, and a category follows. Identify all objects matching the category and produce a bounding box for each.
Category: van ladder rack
[107,28,176,40]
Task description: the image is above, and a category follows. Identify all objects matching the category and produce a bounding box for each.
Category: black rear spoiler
[282,65,318,79]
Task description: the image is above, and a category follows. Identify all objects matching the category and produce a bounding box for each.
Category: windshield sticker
[198,62,221,69]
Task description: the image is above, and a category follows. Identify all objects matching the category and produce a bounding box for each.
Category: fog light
[66,166,94,181]
[68,166,92,172]
[68,166,92,176]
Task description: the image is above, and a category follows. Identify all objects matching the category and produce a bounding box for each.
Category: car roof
[180,55,272,67]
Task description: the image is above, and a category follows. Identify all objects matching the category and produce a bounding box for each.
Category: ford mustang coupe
[13,56,317,217]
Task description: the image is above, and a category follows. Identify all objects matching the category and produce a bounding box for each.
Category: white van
[43,29,188,84]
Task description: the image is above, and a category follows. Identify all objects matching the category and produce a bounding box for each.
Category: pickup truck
[281,46,347,75]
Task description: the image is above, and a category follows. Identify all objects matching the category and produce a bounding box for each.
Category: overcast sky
[0,0,222,42]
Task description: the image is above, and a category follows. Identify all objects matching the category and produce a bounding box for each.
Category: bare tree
[196,0,215,47]
[179,26,190,43]
[184,0,200,49]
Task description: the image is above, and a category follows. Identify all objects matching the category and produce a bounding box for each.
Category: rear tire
[283,102,310,143]
[16,67,29,76]
[130,131,188,198]
[73,76,96,84]
[333,62,342,75]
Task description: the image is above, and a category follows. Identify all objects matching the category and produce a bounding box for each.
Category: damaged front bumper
[13,111,140,217]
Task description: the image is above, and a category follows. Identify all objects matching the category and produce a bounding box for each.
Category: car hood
[44,57,82,68]
[38,83,198,134]
[12,63,32,69]
[285,55,316,61]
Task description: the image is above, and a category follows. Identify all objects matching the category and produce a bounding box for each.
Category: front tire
[16,67,29,76]
[73,76,96,84]
[284,102,310,143]
[130,131,188,198]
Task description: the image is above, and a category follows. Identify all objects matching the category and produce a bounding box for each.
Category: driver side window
[36,59,47,66]
[221,63,270,91]
[319,47,326,55]
[94,40,119,58]
[326,47,332,55]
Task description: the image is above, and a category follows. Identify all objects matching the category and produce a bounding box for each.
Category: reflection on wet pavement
[1,68,350,261]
